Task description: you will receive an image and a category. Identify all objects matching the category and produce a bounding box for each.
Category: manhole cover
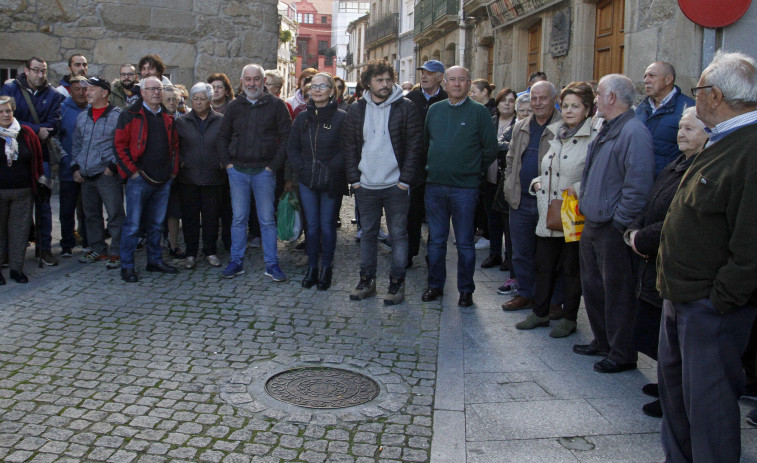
[265,367,380,409]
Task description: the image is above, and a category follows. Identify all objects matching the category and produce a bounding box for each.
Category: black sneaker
[169,247,187,259]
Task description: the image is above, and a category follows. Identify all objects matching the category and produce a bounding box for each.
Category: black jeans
[481,181,504,259]
[178,182,222,257]
[533,237,581,320]
[407,182,426,261]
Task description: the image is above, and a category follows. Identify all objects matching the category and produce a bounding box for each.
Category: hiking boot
[549,319,577,338]
[502,295,535,311]
[79,250,107,264]
[106,255,121,269]
[350,273,376,300]
[548,304,564,320]
[497,278,519,295]
[41,250,59,266]
[384,277,405,306]
[515,313,550,330]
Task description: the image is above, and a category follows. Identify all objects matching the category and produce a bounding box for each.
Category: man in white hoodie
[342,60,424,305]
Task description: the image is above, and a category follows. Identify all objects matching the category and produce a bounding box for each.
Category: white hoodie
[358,84,405,189]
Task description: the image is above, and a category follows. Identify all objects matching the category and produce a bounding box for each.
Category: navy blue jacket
[1,74,65,137]
[635,86,694,177]
[58,96,86,182]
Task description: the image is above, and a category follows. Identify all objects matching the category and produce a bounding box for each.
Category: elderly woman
[470,79,497,116]
[175,82,226,269]
[515,82,597,337]
[286,72,347,290]
[0,96,44,284]
[625,106,707,418]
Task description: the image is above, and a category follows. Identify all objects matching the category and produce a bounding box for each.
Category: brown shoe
[548,304,563,320]
[501,295,535,311]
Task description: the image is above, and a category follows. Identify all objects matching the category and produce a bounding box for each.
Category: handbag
[307,121,330,191]
[545,155,563,231]
[19,89,60,167]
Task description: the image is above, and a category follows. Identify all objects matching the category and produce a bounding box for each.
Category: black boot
[317,267,332,290]
[302,267,318,288]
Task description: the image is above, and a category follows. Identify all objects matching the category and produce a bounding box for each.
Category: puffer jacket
[627,153,695,307]
[635,86,695,177]
[342,91,424,188]
[528,119,597,237]
[114,100,179,180]
[504,110,563,209]
[217,90,291,172]
[287,98,348,198]
[175,110,225,186]
[71,105,122,178]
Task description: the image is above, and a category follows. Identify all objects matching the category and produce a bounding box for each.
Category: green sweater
[657,123,757,313]
[424,98,498,188]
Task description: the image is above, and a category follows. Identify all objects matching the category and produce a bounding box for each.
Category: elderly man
[657,51,757,463]
[635,61,695,177]
[422,66,498,307]
[343,60,423,305]
[404,60,448,269]
[573,74,654,373]
[218,64,291,281]
[115,76,179,282]
[110,64,139,108]
[72,77,124,269]
[1,56,65,266]
[502,80,562,312]
[56,54,88,97]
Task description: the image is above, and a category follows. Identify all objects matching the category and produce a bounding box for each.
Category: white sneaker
[206,255,221,267]
[184,256,195,269]
[475,238,490,250]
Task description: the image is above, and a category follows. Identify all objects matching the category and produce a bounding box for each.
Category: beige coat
[504,110,563,209]
[528,118,597,237]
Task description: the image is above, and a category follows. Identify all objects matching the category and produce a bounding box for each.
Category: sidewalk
[0,194,756,462]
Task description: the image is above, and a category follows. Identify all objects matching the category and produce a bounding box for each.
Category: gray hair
[701,50,757,106]
[530,80,556,98]
[241,64,265,79]
[444,66,471,81]
[264,69,284,87]
[190,82,213,100]
[0,95,16,110]
[515,93,531,109]
[598,74,635,107]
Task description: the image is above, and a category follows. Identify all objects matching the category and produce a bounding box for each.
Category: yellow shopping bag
[561,190,584,242]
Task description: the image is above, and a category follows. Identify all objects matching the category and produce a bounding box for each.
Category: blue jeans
[354,185,409,279]
[120,176,172,269]
[425,184,477,293]
[298,182,338,268]
[509,197,538,298]
[227,167,277,266]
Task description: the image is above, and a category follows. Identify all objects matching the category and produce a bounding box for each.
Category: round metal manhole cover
[265,367,380,409]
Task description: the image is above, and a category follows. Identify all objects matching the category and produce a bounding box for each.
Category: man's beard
[122,80,135,90]
[244,87,262,100]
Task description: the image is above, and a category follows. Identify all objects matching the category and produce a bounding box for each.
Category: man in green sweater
[421,66,498,307]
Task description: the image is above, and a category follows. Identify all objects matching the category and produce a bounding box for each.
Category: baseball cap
[417,60,445,73]
[82,76,111,93]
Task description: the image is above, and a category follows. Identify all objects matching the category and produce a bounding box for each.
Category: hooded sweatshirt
[358,84,405,189]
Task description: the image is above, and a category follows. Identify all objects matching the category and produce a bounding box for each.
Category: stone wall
[0,0,280,89]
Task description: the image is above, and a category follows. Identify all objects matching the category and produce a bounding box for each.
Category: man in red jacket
[114,76,179,282]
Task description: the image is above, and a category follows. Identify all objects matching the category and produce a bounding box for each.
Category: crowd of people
[1,49,757,462]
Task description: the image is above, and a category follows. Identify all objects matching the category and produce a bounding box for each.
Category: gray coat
[579,109,655,230]
[176,111,226,186]
[71,105,122,177]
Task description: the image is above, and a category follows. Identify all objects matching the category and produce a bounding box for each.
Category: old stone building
[0,0,280,89]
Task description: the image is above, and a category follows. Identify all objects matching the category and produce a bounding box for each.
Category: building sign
[549,7,570,57]
[487,0,561,29]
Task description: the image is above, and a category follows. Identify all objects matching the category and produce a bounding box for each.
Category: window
[322,16,328,23]
[297,39,309,56]
[318,41,329,55]
[298,13,314,23]
[0,61,22,84]
[340,1,369,12]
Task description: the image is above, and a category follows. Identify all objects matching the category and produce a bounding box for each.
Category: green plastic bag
[276,192,302,242]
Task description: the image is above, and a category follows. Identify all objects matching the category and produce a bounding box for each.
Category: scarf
[0,118,21,167]
[557,117,587,141]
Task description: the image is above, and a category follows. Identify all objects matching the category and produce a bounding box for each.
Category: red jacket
[18,125,44,194]
[114,101,179,180]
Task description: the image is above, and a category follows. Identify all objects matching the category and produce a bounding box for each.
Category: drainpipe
[458,0,466,66]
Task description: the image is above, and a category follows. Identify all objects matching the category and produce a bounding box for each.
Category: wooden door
[593,0,625,80]
[527,22,542,83]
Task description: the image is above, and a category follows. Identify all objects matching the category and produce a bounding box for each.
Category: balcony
[414,0,459,40]
[345,52,353,66]
[365,13,399,47]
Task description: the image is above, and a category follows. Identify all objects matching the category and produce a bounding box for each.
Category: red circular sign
[679,0,752,28]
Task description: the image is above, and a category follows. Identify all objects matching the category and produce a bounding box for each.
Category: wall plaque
[487,0,561,29]
[549,7,570,57]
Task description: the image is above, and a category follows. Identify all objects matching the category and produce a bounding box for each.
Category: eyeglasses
[143,87,163,93]
[120,72,136,77]
[310,83,332,91]
[691,85,713,96]
[27,67,47,74]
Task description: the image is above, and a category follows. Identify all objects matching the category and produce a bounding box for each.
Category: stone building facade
[0,0,280,90]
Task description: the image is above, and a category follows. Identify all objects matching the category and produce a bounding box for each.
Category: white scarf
[0,118,21,167]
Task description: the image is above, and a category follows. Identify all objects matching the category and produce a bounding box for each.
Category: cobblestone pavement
[2,195,757,462]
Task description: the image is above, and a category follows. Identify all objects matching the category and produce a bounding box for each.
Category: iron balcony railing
[366,13,399,46]
[414,0,458,36]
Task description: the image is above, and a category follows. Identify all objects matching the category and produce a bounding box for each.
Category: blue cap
[417,60,445,73]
